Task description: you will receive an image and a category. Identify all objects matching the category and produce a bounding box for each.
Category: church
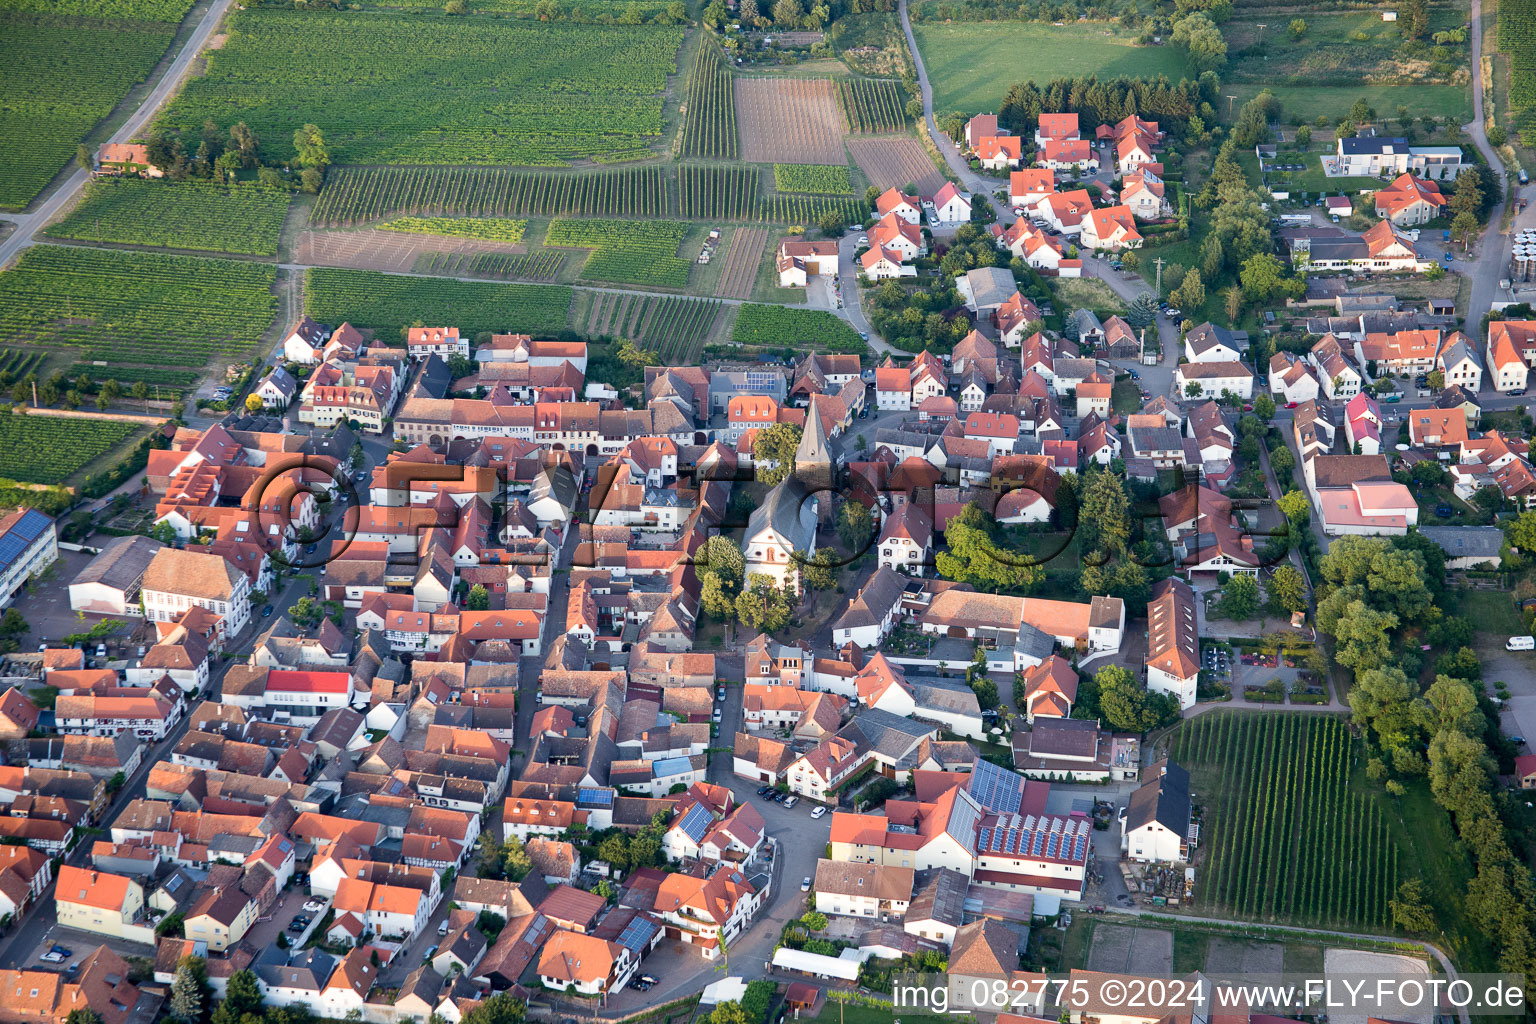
[742,396,839,590]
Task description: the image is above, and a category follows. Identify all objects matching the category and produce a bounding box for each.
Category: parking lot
[243,888,323,953]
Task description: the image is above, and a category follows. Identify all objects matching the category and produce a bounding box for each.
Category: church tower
[795,395,836,524]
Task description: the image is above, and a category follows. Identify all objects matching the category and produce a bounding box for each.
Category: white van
[1506,636,1535,651]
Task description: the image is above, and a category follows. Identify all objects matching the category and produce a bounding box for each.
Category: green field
[773,164,855,195]
[0,10,179,210]
[1225,83,1471,125]
[0,245,277,367]
[911,22,1190,113]
[732,304,866,352]
[1170,713,1399,930]
[545,218,691,289]
[47,178,291,255]
[0,413,141,484]
[0,0,192,15]
[304,268,571,337]
[377,216,528,244]
[158,9,682,166]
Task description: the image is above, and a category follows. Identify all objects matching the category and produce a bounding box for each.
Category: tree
[1219,573,1260,619]
[502,835,532,881]
[696,536,745,619]
[1390,878,1435,933]
[65,1012,104,1024]
[1171,266,1205,312]
[752,422,803,486]
[736,573,793,633]
[445,0,467,11]
[1184,381,1204,398]
[1277,489,1309,525]
[211,970,261,1024]
[1098,664,1178,732]
[1239,252,1285,302]
[1222,285,1243,323]
[1329,600,1399,674]
[241,393,263,414]
[1451,210,1479,247]
[1268,565,1307,613]
[709,1003,750,1024]
[1126,292,1158,330]
[169,957,208,1024]
[292,124,329,170]
[1426,369,1444,390]
[1200,232,1224,280]
[934,503,1043,590]
[1348,665,1417,750]
[836,501,875,554]
[300,167,323,194]
[76,144,94,173]
[799,548,838,590]
[287,596,322,627]
[1252,394,1276,422]
[1077,470,1131,555]
[1288,17,1306,37]
[460,994,526,1024]
[229,122,259,166]
[1399,0,1427,40]
[1172,12,1228,72]
[465,584,489,610]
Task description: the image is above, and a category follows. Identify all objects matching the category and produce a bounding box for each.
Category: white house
[1144,579,1198,711]
[1176,361,1253,401]
[1122,762,1189,863]
[931,183,972,226]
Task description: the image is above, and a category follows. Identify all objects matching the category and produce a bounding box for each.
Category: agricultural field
[847,136,946,192]
[377,216,527,244]
[732,304,865,352]
[762,195,867,225]
[581,291,721,362]
[1498,0,1536,141]
[773,164,855,195]
[680,44,738,159]
[735,78,849,164]
[911,22,1188,113]
[715,227,770,299]
[311,166,673,227]
[837,78,906,133]
[1170,713,1399,930]
[0,11,178,210]
[65,362,200,397]
[46,178,291,256]
[304,268,571,337]
[0,0,192,15]
[0,413,141,485]
[1224,83,1470,127]
[545,219,691,289]
[158,9,684,166]
[0,245,277,366]
[678,165,760,221]
[460,251,566,281]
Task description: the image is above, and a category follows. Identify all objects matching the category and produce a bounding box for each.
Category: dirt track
[295,229,526,273]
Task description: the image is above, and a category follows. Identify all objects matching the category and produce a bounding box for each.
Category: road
[0,0,236,271]
[898,0,988,194]
[1463,0,1515,326]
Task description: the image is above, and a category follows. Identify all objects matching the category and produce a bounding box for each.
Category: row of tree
[133,123,330,193]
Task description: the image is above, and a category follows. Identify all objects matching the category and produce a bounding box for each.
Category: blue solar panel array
[0,510,50,574]
[617,914,658,952]
[578,787,614,807]
[968,758,1025,814]
[677,802,712,843]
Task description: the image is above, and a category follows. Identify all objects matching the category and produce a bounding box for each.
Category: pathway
[1463,0,1516,326]
[0,0,236,270]
[898,0,988,194]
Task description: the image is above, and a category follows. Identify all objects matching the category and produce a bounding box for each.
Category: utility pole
[1226,95,1237,119]
[1154,256,1166,298]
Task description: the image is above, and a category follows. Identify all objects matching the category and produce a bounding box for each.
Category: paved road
[1463,0,1515,325]
[898,0,989,194]
[0,0,236,270]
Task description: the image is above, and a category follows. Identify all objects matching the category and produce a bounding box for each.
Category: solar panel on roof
[678,802,711,843]
[0,510,48,573]
[968,758,1025,814]
[578,787,614,807]
[617,914,657,951]
[1047,833,1060,859]
[1030,832,1044,857]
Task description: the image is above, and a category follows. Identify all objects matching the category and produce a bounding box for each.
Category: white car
[39,952,64,964]
[800,877,812,892]
[857,236,868,245]
[303,899,326,913]
[711,707,723,724]
[810,806,827,819]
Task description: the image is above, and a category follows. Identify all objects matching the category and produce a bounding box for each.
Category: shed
[786,983,820,1010]
[771,947,862,981]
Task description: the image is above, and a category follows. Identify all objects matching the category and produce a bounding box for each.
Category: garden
[304,268,571,337]
[0,245,277,367]
[1169,712,1400,930]
[0,8,180,209]
[158,9,684,166]
[47,178,291,256]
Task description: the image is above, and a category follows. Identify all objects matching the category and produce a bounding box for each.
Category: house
[1034,112,1079,146]
[538,930,634,996]
[54,866,148,943]
[1175,361,1253,400]
[777,240,839,287]
[813,859,914,920]
[830,566,907,649]
[875,188,922,224]
[860,245,912,281]
[1009,169,1055,208]
[1122,761,1190,863]
[141,547,251,643]
[1287,221,1429,273]
[1345,393,1383,455]
[1310,334,1363,400]
[1316,478,1420,537]
[1114,131,1157,175]
[1333,133,1465,180]
[1437,333,1483,392]
[878,504,933,576]
[1036,189,1093,236]
[0,509,56,609]
[184,884,259,951]
[407,327,468,360]
[97,142,162,177]
[1019,655,1078,722]
[68,535,163,616]
[253,366,299,410]
[1119,171,1169,221]
[1145,579,1198,711]
[956,267,1016,316]
[976,136,1023,171]
[743,478,817,589]
[1374,174,1446,226]
[1184,323,1243,364]
[652,866,764,959]
[1268,352,1321,405]
[965,114,1000,150]
[1408,407,1469,447]
[931,183,972,225]
[1486,321,1534,393]
[1359,329,1440,376]
[1419,525,1503,570]
[1079,205,1141,251]
[1037,139,1097,174]
[1515,754,1536,789]
[870,213,924,261]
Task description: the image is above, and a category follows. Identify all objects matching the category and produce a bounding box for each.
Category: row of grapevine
[0,350,44,381]
[761,194,867,225]
[467,251,566,281]
[1172,713,1399,929]
[678,165,759,220]
[583,292,719,362]
[1499,0,1536,113]
[837,78,906,133]
[312,166,674,226]
[680,43,737,159]
[304,267,571,337]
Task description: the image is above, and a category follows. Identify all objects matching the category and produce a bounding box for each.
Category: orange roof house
[1373,173,1446,225]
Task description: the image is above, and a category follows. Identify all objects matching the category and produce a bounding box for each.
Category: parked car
[801,877,812,892]
[810,806,827,819]
[303,899,326,913]
[757,785,772,797]
[95,643,107,659]
[711,708,723,724]
[716,685,726,702]
[783,795,799,809]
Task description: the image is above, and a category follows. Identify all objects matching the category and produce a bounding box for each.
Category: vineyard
[545,219,691,289]
[732,304,866,352]
[0,11,176,210]
[680,44,738,159]
[305,268,571,337]
[0,350,46,383]
[47,178,291,256]
[1170,713,1400,930]
[735,78,848,165]
[678,165,759,220]
[458,251,566,281]
[0,0,193,16]
[762,195,868,225]
[157,10,684,166]
[0,246,277,366]
[311,166,673,226]
[1500,0,1536,142]
[837,78,907,133]
[65,362,200,397]
[378,216,527,244]
[581,292,721,363]
[0,413,141,484]
[773,164,855,195]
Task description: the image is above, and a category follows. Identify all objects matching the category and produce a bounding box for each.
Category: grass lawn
[911,22,1189,114]
[1052,275,1127,314]
[1112,379,1142,414]
[1446,588,1526,637]
[1225,83,1471,126]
